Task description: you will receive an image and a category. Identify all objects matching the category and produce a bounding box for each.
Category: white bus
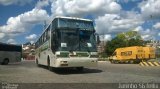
[35,16,98,71]
[0,43,22,65]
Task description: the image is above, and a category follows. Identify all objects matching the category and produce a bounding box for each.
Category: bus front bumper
[54,58,98,67]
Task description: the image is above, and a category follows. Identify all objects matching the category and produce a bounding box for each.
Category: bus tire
[2,58,9,65]
[47,56,52,71]
[76,67,84,71]
[136,61,140,64]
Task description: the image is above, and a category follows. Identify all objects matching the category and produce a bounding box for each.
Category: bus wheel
[76,67,84,71]
[2,58,9,65]
[47,57,52,71]
[135,61,140,64]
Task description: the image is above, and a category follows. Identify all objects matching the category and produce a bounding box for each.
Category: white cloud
[158,33,160,36]
[30,41,35,44]
[133,26,143,32]
[0,8,49,35]
[134,26,152,40]
[139,0,160,20]
[99,34,112,41]
[26,34,37,41]
[0,33,5,39]
[116,0,139,3]
[0,7,49,44]
[134,26,159,40]
[20,8,49,24]
[136,0,160,40]
[7,39,16,44]
[0,0,51,44]
[153,22,160,29]
[0,0,32,5]
[36,0,49,9]
[95,13,143,35]
[141,35,150,40]
[104,34,112,41]
[51,0,121,17]
[1,0,159,44]
[26,34,38,44]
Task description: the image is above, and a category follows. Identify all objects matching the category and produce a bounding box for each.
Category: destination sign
[58,18,94,29]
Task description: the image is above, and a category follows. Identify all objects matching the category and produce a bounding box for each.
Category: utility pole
[102,31,105,59]
[103,32,105,53]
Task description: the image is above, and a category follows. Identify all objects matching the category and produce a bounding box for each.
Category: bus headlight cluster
[55,52,61,55]
[60,61,68,66]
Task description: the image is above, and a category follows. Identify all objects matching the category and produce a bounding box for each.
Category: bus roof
[0,42,21,47]
[55,16,93,22]
[46,16,92,31]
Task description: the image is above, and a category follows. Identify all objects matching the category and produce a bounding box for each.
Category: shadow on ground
[39,65,103,75]
[0,62,21,66]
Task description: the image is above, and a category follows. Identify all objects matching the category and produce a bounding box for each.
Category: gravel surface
[0,60,160,83]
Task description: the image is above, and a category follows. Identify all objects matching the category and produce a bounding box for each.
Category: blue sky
[0,0,160,44]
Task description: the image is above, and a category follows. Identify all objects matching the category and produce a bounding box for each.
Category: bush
[98,58,109,61]
[98,53,108,58]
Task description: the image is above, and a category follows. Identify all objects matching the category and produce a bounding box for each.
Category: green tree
[105,37,126,55]
[118,31,142,46]
[105,31,144,56]
[128,38,143,46]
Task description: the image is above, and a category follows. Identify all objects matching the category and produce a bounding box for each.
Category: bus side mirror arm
[95,33,100,44]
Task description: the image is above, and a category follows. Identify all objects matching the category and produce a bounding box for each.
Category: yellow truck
[109,46,155,64]
[143,47,155,60]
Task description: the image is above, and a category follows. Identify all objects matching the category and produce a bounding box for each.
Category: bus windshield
[57,29,96,52]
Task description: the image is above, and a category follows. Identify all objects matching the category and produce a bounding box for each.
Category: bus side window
[52,31,57,53]
[47,29,50,39]
[44,32,47,41]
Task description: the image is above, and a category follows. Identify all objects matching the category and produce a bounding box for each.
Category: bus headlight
[60,61,68,66]
[55,52,60,55]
